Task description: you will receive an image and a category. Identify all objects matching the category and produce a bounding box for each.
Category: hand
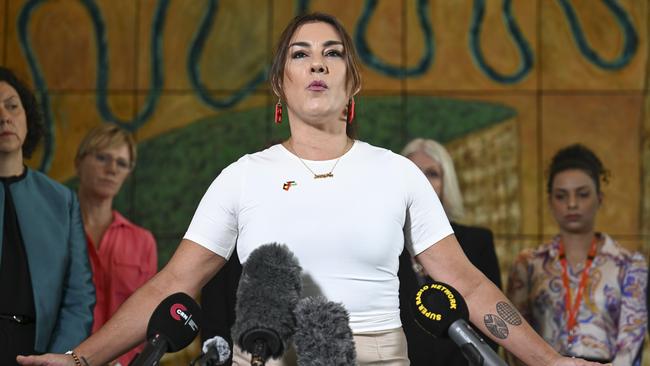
[16,354,75,366]
[551,356,612,366]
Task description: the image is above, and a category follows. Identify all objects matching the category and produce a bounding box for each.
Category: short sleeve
[184,158,246,259]
[400,156,454,255]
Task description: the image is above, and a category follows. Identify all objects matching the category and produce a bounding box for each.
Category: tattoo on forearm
[496,301,522,326]
[484,314,509,339]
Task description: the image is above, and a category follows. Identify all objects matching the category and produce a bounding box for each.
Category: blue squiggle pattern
[556,0,638,70]
[95,0,168,131]
[187,0,267,110]
[469,0,534,84]
[17,0,54,171]
[296,0,310,15]
[18,0,169,171]
[354,0,434,78]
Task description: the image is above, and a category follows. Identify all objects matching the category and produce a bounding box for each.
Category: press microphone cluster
[129,292,202,366]
[232,243,303,366]
[410,280,507,366]
[294,296,356,366]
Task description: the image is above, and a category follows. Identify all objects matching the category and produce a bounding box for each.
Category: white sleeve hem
[183,233,233,260]
[411,229,454,256]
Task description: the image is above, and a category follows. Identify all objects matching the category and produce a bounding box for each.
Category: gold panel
[45,93,135,181]
[135,92,269,143]
[406,0,537,91]
[541,0,648,90]
[6,0,136,91]
[0,0,6,64]
[137,0,269,92]
[5,0,41,84]
[643,94,650,253]
[541,94,643,237]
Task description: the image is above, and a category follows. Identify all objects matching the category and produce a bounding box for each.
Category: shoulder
[515,242,553,266]
[601,234,648,268]
[25,168,75,202]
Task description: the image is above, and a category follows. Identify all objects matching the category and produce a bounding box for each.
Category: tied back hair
[402,138,464,221]
[546,144,609,194]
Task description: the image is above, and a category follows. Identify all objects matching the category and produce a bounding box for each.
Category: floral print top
[507,233,648,366]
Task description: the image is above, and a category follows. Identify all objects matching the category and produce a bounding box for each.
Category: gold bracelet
[65,350,82,366]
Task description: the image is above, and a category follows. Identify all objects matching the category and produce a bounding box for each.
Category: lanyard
[558,236,598,343]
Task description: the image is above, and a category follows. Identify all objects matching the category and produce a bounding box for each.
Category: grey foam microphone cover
[294,296,356,366]
[232,243,303,359]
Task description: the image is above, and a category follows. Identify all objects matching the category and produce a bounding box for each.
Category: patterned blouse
[506,233,648,366]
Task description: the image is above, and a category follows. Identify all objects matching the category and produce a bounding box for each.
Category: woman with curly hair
[507,144,648,365]
[0,67,94,364]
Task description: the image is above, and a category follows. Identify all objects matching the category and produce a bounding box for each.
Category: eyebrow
[553,185,591,192]
[1,95,19,103]
[288,40,344,48]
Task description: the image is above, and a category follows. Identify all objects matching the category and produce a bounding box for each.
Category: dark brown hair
[547,144,609,194]
[0,67,44,158]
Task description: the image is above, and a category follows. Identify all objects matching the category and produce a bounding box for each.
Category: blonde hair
[401,138,464,221]
[75,124,137,168]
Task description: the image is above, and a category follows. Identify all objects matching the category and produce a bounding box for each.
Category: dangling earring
[274,99,283,124]
[346,97,355,124]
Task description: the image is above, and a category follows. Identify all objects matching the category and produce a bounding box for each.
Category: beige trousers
[232,327,409,366]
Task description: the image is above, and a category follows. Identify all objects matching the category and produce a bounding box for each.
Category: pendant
[313,173,334,179]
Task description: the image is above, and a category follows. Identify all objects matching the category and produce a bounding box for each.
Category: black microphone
[129,292,202,366]
[294,296,356,366]
[410,281,507,366]
[190,335,231,366]
[231,243,302,366]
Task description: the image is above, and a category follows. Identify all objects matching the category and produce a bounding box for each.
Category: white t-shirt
[185,140,453,332]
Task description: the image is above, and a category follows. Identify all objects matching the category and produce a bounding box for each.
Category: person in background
[399,138,502,366]
[0,67,94,364]
[75,124,157,365]
[507,144,648,365]
[19,14,608,366]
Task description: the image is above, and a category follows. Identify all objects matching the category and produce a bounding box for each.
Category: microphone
[294,296,356,366]
[190,335,231,366]
[231,243,302,366]
[129,292,202,366]
[410,281,507,366]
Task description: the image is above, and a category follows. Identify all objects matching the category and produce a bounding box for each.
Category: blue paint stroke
[469,0,534,84]
[17,0,54,171]
[556,0,637,70]
[18,0,169,171]
[354,0,434,78]
[187,0,267,109]
[95,0,168,130]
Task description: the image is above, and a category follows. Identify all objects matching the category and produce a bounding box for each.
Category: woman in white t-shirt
[18,12,608,366]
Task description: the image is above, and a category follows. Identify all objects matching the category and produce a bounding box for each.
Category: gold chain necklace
[295,139,353,179]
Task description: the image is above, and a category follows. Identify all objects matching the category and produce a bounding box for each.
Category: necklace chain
[296,140,353,179]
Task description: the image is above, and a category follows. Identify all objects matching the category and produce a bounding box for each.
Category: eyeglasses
[92,152,132,171]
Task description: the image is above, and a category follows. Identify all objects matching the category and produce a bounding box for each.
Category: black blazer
[200,247,241,366]
[398,222,502,366]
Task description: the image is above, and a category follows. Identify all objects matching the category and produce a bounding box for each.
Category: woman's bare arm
[18,239,226,366]
[416,234,608,366]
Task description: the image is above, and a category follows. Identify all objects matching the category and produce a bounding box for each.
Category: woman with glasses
[74,125,158,366]
[0,67,95,364]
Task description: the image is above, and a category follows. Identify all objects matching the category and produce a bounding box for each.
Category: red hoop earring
[346,97,355,124]
[274,100,283,124]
